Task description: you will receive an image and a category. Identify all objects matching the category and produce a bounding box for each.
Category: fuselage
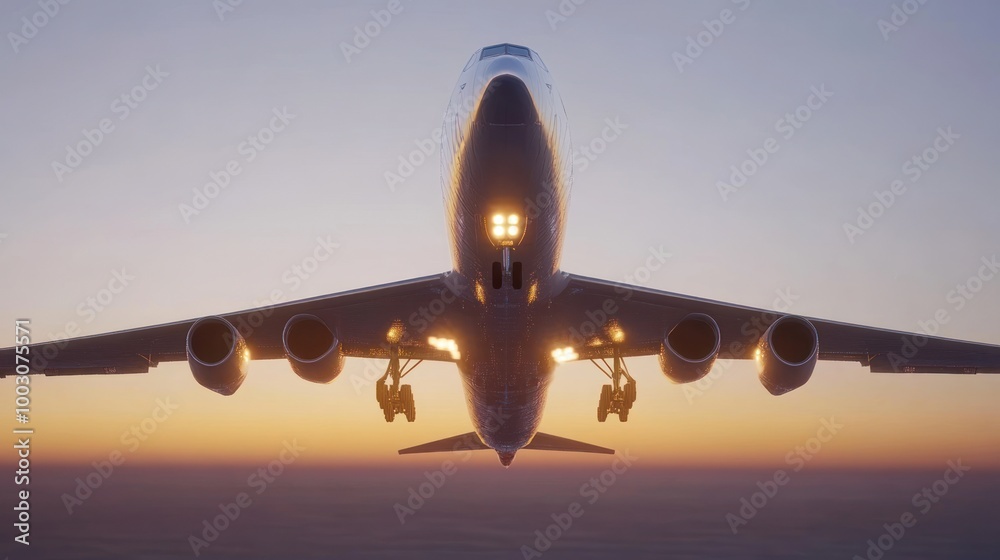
[440,44,573,462]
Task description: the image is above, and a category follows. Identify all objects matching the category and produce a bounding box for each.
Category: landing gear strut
[376,344,420,422]
[593,346,636,422]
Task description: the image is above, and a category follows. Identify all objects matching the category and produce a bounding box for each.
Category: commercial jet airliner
[4,43,1000,466]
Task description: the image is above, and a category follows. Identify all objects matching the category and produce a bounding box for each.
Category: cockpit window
[506,45,531,58]
[481,45,507,59]
[480,43,533,60]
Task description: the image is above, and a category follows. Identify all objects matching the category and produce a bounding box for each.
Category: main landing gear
[376,345,421,423]
[593,346,636,423]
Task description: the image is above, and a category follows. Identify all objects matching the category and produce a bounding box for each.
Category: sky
[2,0,1000,478]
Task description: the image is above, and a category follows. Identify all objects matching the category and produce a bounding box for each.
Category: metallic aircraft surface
[4,43,1000,466]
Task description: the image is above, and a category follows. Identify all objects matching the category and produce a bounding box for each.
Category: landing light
[551,347,578,364]
[428,336,461,360]
[488,213,525,246]
[386,323,403,344]
[610,327,625,343]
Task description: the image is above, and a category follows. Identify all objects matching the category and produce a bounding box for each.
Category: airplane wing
[548,273,1000,374]
[0,273,468,377]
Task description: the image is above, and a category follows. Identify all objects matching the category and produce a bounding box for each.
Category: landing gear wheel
[401,385,416,422]
[589,344,636,423]
[597,384,612,422]
[376,344,425,423]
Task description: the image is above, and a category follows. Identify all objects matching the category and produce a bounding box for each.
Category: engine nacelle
[756,315,819,395]
[282,314,345,384]
[659,313,721,383]
[186,316,249,396]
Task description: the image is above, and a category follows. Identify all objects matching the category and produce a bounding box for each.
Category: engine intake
[282,314,345,384]
[756,315,819,395]
[186,316,249,396]
[659,313,721,383]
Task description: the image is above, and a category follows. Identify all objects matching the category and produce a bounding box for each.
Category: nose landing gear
[594,346,636,423]
[376,345,420,422]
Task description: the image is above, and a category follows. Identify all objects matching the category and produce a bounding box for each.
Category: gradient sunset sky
[2,0,1000,473]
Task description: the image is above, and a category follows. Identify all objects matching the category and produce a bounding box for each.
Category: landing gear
[592,346,636,423]
[376,344,421,423]
[491,247,524,290]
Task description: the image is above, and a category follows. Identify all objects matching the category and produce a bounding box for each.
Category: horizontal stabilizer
[523,432,614,454]
[398,432,488,455]
[398,432,614,455]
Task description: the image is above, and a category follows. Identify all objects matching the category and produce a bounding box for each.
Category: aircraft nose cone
[497,450,517,467]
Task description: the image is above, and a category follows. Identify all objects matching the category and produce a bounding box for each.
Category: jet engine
[282,314,345,384]
[756,315,819,395]
[186,316,249,396]
[659,313,721,383]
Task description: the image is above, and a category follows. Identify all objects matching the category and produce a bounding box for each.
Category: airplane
[4,43,1000,467]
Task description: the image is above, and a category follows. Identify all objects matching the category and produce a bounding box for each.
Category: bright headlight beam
[428,336,461,360]
[551,346,578,364]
